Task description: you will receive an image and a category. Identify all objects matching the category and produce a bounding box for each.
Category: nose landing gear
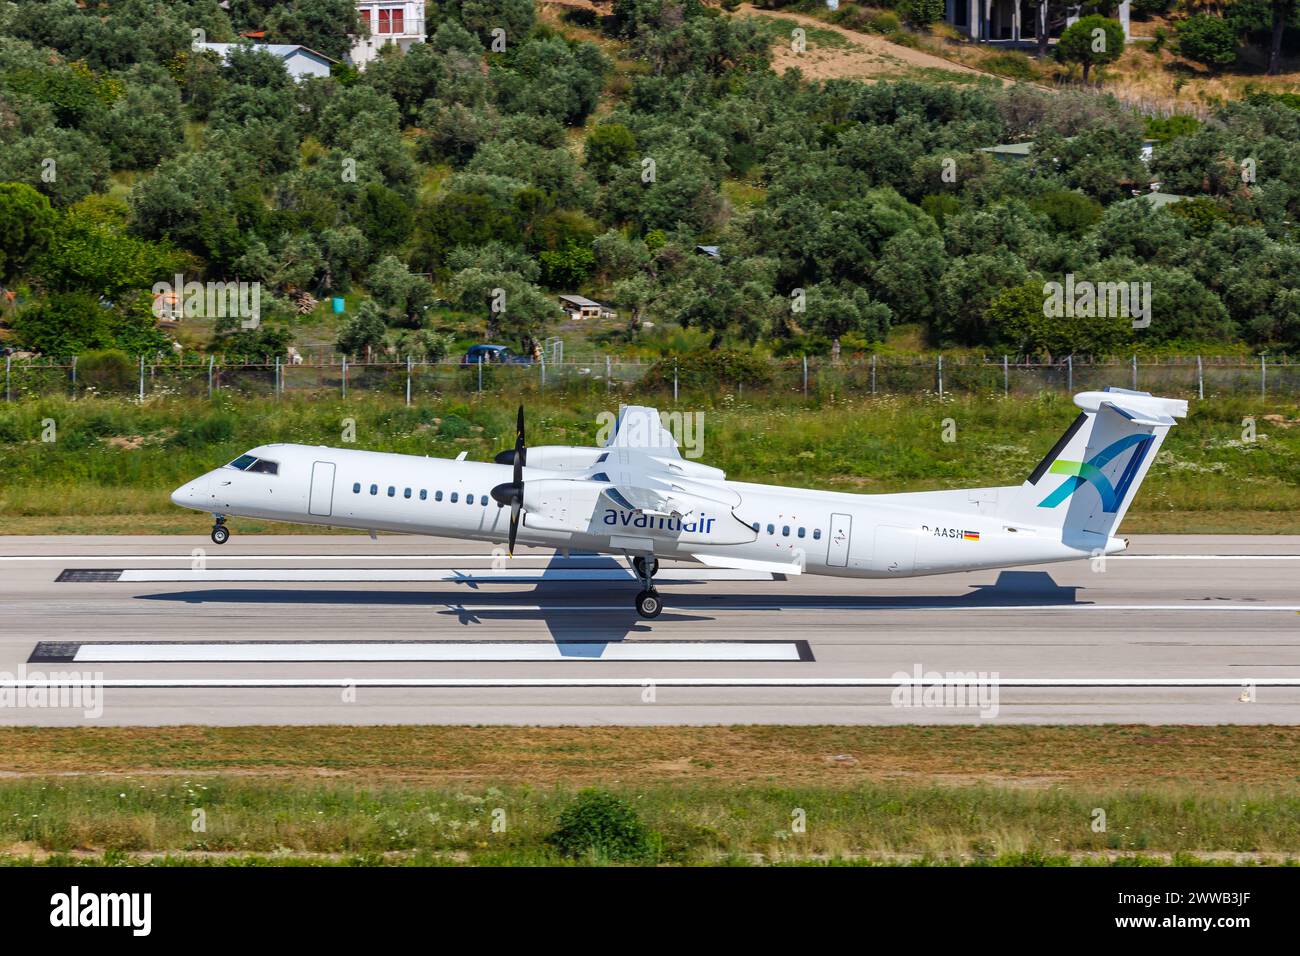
[632,554,661,618]
[210,515,229,545]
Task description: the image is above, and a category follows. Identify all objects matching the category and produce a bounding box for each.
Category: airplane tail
[1003,388,1188,551]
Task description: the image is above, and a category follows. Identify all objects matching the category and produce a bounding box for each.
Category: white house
[944,0,1130,44]
[350,1,427,69]
[194,42,335,81]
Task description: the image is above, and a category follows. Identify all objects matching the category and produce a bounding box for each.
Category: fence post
[606,355,611,394]
[275,355,281,400]
[673,358,678,403]
[1131,354,1137,390]
[4,353,9,402]
[70,355,77,399]
[937,354,943,397]
[477,356,482,395]
[539,349,545,391]
[406,355,412,406]
[1003,355,1008,397]
[207,355,214,399]
[342,355,348,398]
[802,354,808,398]
[138,355,144,402]
[870,354,876,395]
[1196,355,1203,400]
[1261,354,1266,398]
[1067,354,1072,393]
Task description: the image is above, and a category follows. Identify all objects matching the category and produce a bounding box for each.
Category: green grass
[2,726,1295,865]
[0,391,1297,531]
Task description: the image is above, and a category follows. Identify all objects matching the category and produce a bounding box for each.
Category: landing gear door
[309,461,336,517]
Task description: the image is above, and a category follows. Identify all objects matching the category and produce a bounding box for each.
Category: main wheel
[210,524,230,545]
[633,555,659,579]
[635,588,662,618]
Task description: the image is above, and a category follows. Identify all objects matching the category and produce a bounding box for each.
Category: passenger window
[451,493,459,503]
[370,484,377,496]
[404,488,412,499]
[766,524,774,535]
[387,486,395,497]
[813,529,821,540]
[798,527,805,538]
[782,526,790,537]
[353,483,360,494]
[247,459,278,475]
[481,496,488,506]
[751,522,759,532]
[419,490,427,501]
[469,495,477,506]
[435,491,443,502]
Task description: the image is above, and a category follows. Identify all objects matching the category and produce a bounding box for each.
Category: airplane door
[308,461,336,517]
[827,512,851,567]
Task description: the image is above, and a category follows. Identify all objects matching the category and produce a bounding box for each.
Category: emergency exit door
[827,512,851,567]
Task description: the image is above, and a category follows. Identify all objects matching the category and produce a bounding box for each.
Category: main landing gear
[632,555,661,618]
[210,515,229,545]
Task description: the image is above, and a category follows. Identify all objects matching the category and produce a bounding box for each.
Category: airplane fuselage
[171,441,1116,579]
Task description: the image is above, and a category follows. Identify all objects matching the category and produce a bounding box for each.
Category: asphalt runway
[0,533,1297,725]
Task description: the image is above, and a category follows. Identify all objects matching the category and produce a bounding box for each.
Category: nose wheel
[210,517,229,545]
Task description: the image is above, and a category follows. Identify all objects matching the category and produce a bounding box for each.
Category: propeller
[490,405,526,555]
[493,405,527,466]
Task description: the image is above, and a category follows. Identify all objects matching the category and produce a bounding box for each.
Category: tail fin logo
[1036,434,1154,513]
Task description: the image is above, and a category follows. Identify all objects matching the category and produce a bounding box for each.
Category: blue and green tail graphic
[1036,434,1155,513]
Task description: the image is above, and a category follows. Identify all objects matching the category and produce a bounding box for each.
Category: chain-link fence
[2,354,1296,402]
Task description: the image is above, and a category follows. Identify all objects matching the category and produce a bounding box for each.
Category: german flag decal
[963,531,980,541]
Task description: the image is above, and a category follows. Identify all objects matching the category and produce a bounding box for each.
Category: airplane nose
[171,477,208,508]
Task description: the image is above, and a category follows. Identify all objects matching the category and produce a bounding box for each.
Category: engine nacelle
[524,445,607,473]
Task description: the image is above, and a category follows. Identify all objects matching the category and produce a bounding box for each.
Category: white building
[350,1,427,69]
[193,42,335,81]
[944,0,1129,44]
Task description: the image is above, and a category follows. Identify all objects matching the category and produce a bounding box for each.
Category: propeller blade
[508,498,520,556]
[516,405,525,447]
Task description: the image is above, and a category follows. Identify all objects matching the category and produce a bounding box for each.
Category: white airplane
[170,387,1186,618]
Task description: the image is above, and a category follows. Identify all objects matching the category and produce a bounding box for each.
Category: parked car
[460,344,532,366]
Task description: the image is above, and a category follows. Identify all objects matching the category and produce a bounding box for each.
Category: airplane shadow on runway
[135,565,1085,646]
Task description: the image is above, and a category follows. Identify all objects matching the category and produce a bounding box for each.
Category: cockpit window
[227,454,257,470]
[246,459,279,475]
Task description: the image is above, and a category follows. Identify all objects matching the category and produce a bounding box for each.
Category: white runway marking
[116,568,772,582]
[11,553,1299,562]
[428,603,1300,613]
[63,641,806,663]
[2,678,1298,688]
[4,554,599,562]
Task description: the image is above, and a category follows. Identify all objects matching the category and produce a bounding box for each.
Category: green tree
[1056,15,1125,82]
[336,299,388,358]
[0,182,55,284]
[1176,15,1240,69]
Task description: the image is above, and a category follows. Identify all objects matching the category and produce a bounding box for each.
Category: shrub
[1176,15,1239,70]
[77,349,135,393]
[899,0,944,27]
[982,52,1038,81]
[643,348,774,390]
[867,10,901,33]
[547,790,656,863]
